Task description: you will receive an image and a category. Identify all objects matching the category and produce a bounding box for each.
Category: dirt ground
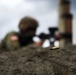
[0,45,76,75]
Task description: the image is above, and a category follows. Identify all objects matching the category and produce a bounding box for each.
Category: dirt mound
[0,45,76,75]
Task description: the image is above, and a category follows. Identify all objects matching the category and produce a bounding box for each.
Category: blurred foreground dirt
[0,45,76,75]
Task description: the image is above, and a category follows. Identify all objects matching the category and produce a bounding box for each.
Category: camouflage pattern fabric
[0,32,20,50]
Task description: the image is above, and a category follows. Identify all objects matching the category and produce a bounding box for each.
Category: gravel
[0,45,76,75]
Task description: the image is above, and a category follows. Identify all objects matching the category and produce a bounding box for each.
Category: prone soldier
[0,16,39,50]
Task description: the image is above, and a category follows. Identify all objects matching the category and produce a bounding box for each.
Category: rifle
[37,27,59,46]
[37,27,72,47]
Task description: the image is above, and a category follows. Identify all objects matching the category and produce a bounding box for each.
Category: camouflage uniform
[0,16,38,50]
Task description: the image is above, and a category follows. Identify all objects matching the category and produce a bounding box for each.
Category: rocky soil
[0,45,76,75]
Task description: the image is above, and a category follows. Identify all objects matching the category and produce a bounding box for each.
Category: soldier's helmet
[19,16,39,32]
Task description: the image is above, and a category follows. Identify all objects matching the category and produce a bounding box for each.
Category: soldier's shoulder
[0,31,19,50]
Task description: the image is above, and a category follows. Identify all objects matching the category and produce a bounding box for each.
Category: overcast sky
[0,0,76,41]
